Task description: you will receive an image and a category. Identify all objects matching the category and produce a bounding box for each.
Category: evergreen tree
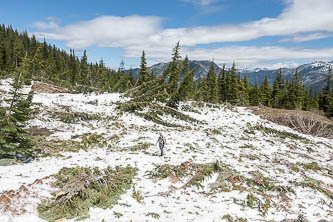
[80,49,89,85]
[229,63,239,105]
[290,69,304,109]
[206,61,218,103]
[13,36,24,68]
[224,68,233,103]
[239,75,249,106]
[319,67,333,117]
[260,76,271,106]
[178,56,195,101]
[168,42,181,92]
[272,69,283,108]
[138,51,148,85]
[249,82,260,106]
[217,65,226,102]
[0,73,34,160]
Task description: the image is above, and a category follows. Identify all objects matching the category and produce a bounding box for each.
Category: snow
[0,78,333,222]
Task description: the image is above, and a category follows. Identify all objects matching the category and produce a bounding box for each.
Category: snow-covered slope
[0,79,332,222]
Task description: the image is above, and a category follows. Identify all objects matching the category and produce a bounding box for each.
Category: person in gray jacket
[156,133,166,156]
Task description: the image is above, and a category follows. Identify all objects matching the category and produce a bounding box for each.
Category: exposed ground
[0,79,332,222]
[249,106,333,139]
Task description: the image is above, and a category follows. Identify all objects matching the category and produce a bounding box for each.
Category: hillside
[0,78,332,222]
[128,60,333,92]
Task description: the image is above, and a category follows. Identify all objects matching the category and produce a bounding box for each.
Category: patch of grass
[132,185,144,203]
[249,124,310,143]
[184,143,196,152]
[34,133,108,157]
[148,161,237,190]
[221,214,248,222]
[181,104,201,114]
[211,129,222,135]
[146,212,160,219]
[37,165,137,221]
[51,110,101,124]
[300,177,333,199]
[130,142,153,152]
[113,211,123,218]
[300,162,321,172]
[239,144,256,150]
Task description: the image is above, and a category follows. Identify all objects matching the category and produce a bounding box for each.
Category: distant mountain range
[128,60,333,92]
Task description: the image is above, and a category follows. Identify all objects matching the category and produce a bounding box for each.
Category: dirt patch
[249,106,333,139]
[29,126,53,137]
[32,82,69,94]
[0,176,52,216]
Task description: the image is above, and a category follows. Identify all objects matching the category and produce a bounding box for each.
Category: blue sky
[1,0,333,69]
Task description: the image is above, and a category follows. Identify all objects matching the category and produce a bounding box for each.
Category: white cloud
[35,15,161,49]
[33,0,333,68]
[34,17,61,31]
[182,0,218,6]
[279,32,333,43]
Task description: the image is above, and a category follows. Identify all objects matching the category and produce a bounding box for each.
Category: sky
[1,0,333,70]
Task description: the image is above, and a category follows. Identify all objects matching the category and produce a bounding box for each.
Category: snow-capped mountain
[127,60,333,91]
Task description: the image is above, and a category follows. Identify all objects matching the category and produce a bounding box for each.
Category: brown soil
[0,176,51,216]
[29,126,53,137]
[248,106,333,139]
[31,82,69,94]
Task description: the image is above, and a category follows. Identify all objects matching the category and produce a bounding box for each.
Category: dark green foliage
[196,78,209,102]
[178,56,195,101]
[217,65,226,102]
[206,61,218,103]
[238,75,249,106]
[168,41,181,92]
[260,76,271,106]
[319,67,333,117]
[248,124,309,142]
[147,161,222,189]
[0,25,133,93]
[289,69,304,109]
[0,74,34,159]
[138,51,148,85]
[37,165,137,221]
[249,82,260,106]
[272,69,283,108]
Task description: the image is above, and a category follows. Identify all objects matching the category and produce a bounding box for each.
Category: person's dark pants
[159,143,164,156]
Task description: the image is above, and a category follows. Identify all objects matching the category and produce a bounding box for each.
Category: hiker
[156,133,166,156]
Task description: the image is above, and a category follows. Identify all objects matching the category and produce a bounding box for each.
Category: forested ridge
[0,25,332,117]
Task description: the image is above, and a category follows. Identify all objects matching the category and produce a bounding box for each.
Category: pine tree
[138,51,148,85]
[168,42,181,92]
[319,66,333,117]
[13,36,24,68]
[239,75,249,106]
[178,56,195,101]
[249,82,260,106]
[80,49,90,85]
[0,73,34,160]
[229,63,239,105]
[272,69,283,108]
[260,76,271,106]
[206,61,218,103]
[224,68,233,103]
[290,69,304,109]
[217,65,226,103]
